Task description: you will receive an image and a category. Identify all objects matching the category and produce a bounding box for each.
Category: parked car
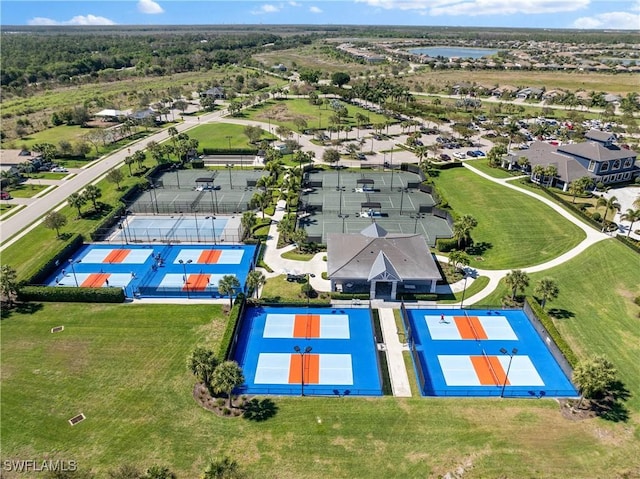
[51,167,68,173]
[473,150,486,157]
[453,152,466,160]
[0,191,12,200]
[439,154,451,161]
[357,153,366,160]
[466,150,478,158]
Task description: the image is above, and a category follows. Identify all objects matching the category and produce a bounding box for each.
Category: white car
[51,167,68,173]
[453,152,466,160]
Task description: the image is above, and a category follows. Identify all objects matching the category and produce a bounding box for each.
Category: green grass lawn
[2,301,638,478]
[466,159,521,179]
[15,125,91,149]
[434,167,585,269]
[438,276,490,304]
[479,239,640,412]
[5,183,50,198]
[187,122,276,150]
[243,98,390,133]
[25,172,69,180]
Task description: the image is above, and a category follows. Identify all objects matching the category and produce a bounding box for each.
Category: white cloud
[28,14,116,26]
[137,0,164,15]
[356,0,590,16]
[251,4,281,14]
[573,11,640,29]
[630,0,640,11]
[309,6,323,13]
[289,1,301,6]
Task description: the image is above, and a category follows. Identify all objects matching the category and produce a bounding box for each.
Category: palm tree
[67,193,86,218]
[534,278,559,310]
[83,184,102,211]
[531,164,545,184]
[124,155,135,176]
[241,211,257,240]
[211,361,245,408]
[544,165,558,187]
[505,269,530,301]
[218,275,240,310]
[620,208,640,237]
[453,215,478,249]
[448,250,469,274]
[596,195,620,232]
[246,270,266,299]
[187,347,218,388]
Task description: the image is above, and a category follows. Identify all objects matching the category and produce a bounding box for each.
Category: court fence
[368,301,385,393]
[423,388,577,398]
[234,385,382,397]
[400,300,427,394]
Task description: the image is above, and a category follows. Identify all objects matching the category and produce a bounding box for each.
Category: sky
[1,0,639,30]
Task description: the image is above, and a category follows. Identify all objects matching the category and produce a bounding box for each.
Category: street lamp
[412,213,425,234]
[226,164,234,189]
[68,258,80,287]
[499,348,518,398]
[210,215,217,244]
[293,345,313,396]
[225,135,232,151]
[397,187,409,216]
[338,214,349,233]
[209,185,219,215]
[389,149,394,190]
[193,209,200,242]
[338,186,345,216]
[179,259,193,298]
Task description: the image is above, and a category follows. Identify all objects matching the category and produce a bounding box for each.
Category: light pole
[210,215,217,244]
[293,345,312,396]
[226,164,234,189]
[389,149,394,190]
[225,135,232,151]
[499,348,518,398]
[175,166,181,189]
[338,186,345,216]
[338,214,349,233]
[460,274,469,308]
[209,186,219,215]
[68,258,80,287]
[412,213,425,234]
[179,259,193,298]
[193,209,200,242]
[397,187,408,216]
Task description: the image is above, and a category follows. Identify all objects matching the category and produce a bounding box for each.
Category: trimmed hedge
[398,293,438,301]
[217,294,245,363]
[330,293,370,300]
[18,285,125,303]
[26,234,85,285]
[89,203,127,241]
[202,148,258,156]
[436,238,458,252]
[614,234,640,254]
[526,297,578,367]
[259,299,332,307]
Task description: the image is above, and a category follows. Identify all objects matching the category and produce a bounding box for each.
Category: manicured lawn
[25,172,68,180]
[438,276,490,304]
[5,183,50,198]
[434,167,585,269]
[188,122,275,150]
[243,98,390,133]
[479,240,640,412]
[16,125,91,149]
[466,159,521,179]
[1,302,638,478]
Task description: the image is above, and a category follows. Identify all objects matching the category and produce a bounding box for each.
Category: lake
[409,46,498,59]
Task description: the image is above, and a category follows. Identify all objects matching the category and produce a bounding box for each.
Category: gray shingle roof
[558,142,636,162]
[584,129,615,143]
[327,233,441,281]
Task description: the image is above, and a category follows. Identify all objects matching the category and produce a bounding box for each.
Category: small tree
[240,211,257,240]
[67,192,87,218]
[144,465,176,479]
[218,275,240,310]
[211,361,245,408]
[0,265,19,307]
[202,456,242,479]
[106,169,125,190]
[124,155,135,176]
[504,269,529,301]
[534,277,559,310]
[573,355,617,409]
[246,270,266,299]
[322,148,340,165]
[43,211,67,238]
[187,347,218,388]
[83,184,102,211]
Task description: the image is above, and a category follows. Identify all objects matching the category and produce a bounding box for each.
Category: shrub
[397,293,438,301]
[591,212,602,222]
[18,285,125,303]
[26,234,85,284]
[526,297,578,367]
[436,238,458,252]
[217,295,244,363]
[190,159,205,169]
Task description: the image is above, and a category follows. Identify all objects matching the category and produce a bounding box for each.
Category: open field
[4,183,49,198]
[405,70,640,96]
[478,240,640,413]
[187,122,275,150]
[2,301,640,478]
[434,167,585,269]
[242,98,390,133]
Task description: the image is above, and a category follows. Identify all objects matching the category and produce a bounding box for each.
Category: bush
[397,293,438,301]
[217,295,245,363]
[89,203,126,241]
[26,234,85,284]
[18,285,125,303]
[526,297,578,367]
[190,159,205,169]
[329,293,370,300]
[436,238,458,252]
[591,212,602,222]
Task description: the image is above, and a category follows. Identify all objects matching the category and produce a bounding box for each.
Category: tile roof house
[506,130,639,190]
[326,223,442,300]
[202,87,225,99]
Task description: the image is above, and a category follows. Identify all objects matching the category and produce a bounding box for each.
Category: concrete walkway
[377,306,412,397]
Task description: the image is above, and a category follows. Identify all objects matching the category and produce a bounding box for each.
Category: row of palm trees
[505,269,560,309]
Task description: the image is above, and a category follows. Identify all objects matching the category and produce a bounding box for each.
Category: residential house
[326,223,442,300]
[202,87,225,99]
[516,87,544,100]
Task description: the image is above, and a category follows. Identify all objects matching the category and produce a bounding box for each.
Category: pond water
[409,46,498,59]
